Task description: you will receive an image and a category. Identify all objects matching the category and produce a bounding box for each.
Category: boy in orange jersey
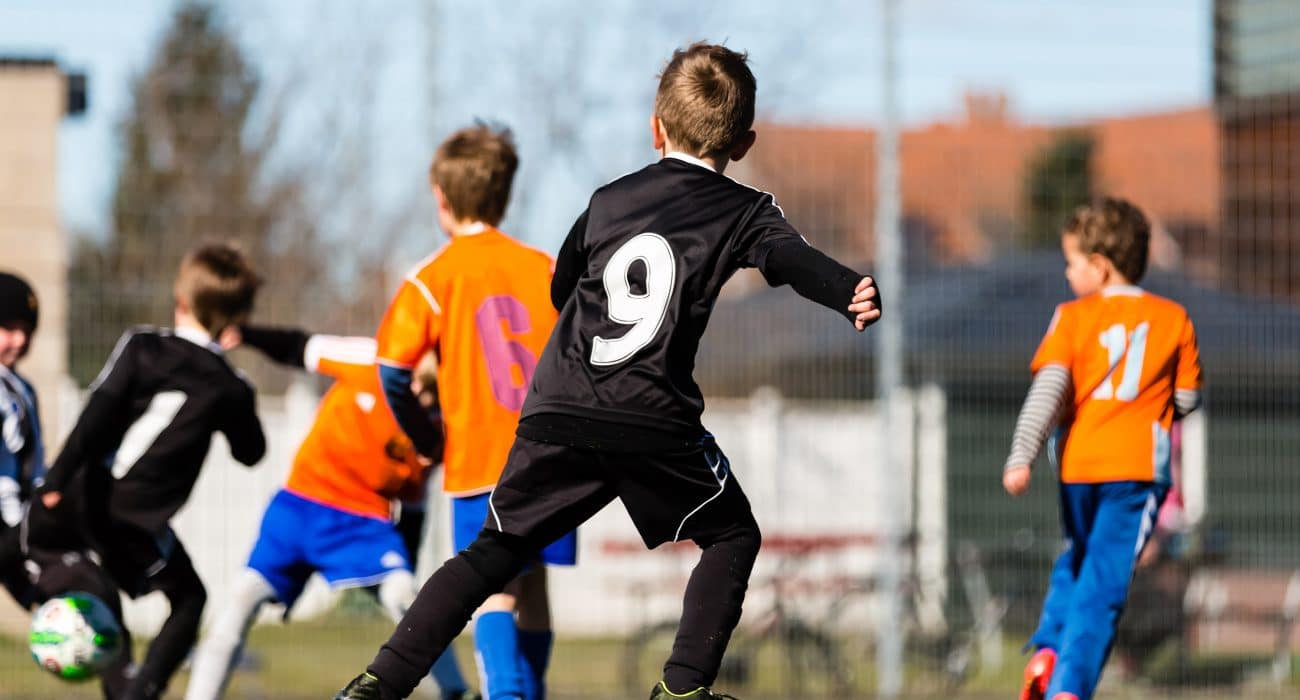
[183,326,475,700]
[1002,198,1203,700]
[373,124,567,700]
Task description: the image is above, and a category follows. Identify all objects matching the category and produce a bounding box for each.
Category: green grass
[2,607,1300,699]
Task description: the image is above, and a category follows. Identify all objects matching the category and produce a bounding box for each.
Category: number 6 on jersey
[591,233,676,366]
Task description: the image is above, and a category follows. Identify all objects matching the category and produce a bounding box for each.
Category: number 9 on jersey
[591,233,676,367]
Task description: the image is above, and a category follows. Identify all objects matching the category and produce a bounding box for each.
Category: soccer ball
[28,592,123,681]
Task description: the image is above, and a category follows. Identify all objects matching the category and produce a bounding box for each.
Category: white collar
[174,326,223,354]
[665,151,718,173]
[1102,285,1144,298]
[457,222,490,236]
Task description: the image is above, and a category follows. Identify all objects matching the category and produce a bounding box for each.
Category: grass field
[1,604,1298,699]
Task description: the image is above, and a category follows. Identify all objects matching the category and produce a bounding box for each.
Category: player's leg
[455,493,530,699]
[372,569,473,698]
[187,489,313,700]
[346,438,615,700]
[1046,482,1163,700]
[515,529,576,700]
[616,438,761,695]
[29,548,134,700]
[183,569,278,700]
[1023,483,1094,699]
[127,534,207,700]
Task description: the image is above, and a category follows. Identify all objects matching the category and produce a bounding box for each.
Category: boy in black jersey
[337,43,881,700]
[31,242,266,700]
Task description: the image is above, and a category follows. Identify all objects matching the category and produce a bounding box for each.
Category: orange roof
[732,94,1218,265]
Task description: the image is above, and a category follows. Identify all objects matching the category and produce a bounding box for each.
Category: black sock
[663,521,761,693]
[367,530,531,696]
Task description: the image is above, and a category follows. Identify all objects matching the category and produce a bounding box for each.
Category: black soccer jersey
[519,154,866,448]
[42,326,265,533]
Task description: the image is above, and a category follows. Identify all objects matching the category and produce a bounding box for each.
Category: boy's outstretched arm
[1002,364,1072,496]
[231,325,311,369]
[758,240,880,330]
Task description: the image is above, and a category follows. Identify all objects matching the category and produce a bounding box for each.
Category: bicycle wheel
[725,619,854,698]
[622,620,680,696]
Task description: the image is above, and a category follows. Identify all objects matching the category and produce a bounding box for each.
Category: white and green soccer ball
[28,592,123,681]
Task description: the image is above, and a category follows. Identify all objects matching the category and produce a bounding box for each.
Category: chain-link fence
[1,1,1298,698]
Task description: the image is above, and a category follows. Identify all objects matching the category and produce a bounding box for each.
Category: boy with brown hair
[1002,198,1202,700]
[32,241,267,700]
[374,123,568,700]
[337,42,880,700]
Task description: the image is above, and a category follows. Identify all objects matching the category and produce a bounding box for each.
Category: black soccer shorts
[485,434,754,550]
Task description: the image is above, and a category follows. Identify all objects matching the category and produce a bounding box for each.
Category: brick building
[1214,0,1300,302]
[730,93,1218,276]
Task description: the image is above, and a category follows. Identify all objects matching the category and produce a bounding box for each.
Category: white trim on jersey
[665,151,718,172]
[174,326,222,354]
[1102,285,1145,297]
[405,276,442,315]
[88,328,140,393]
[304,335,378,373]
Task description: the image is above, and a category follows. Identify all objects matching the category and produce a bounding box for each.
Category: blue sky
[1,0,1211,253]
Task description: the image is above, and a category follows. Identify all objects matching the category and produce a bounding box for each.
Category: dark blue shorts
[247,490,410,607]
[452,492,577,566]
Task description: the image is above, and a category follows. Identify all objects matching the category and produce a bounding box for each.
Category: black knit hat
[0,272,39,331]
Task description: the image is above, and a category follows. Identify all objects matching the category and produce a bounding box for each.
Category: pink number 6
[475,295,537,411]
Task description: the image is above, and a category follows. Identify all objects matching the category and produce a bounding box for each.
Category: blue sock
[475,611,525,699]
[429,646,468,696]
[518,629,553,700]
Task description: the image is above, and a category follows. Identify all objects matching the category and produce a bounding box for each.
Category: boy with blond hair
[336,42,880,700]
[1003,198,1203,700]
[373,124,570,699]
[32,241,267,700]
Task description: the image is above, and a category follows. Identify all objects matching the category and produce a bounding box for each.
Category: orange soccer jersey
[285,335,426,519]
[376,227,556,496]
[1031,285,1203,484]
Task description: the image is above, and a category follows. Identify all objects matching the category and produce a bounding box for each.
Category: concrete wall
[0,61,69,435]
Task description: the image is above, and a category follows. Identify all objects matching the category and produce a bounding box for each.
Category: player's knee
[461,530,532,587]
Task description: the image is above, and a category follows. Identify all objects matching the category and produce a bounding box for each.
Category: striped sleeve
[1005,364,1072,471]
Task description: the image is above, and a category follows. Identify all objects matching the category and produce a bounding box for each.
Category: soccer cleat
[1020,648,1056,700]
[648,681,739,699]
[334,672,387,700]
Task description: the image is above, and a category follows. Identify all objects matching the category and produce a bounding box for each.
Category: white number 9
[590,232,676,366]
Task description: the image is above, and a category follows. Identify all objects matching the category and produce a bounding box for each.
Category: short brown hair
[655,42,757,158]
[175,241,262,336]
[1063,197,1151,283]
[430,124,518,226]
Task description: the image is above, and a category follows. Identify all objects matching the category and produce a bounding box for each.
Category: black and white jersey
[520,153,866,449]
[0,365,45,528]
[43,326,265,533]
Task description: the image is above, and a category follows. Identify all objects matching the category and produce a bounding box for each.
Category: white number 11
[1092,322,1149,402]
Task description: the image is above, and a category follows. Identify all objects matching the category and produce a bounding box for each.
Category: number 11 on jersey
[1093,321,1149,402]
[591,233,676,367]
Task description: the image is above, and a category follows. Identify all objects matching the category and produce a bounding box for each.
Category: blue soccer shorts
[452,492,577,566]
[247,489,410,607]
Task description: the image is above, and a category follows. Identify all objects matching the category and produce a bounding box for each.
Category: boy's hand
[849,276,881,331]
[1003,466,1031,497]
[41,491,62,509]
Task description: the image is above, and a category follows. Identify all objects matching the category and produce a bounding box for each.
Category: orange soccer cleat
[1019,648,1057,700]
